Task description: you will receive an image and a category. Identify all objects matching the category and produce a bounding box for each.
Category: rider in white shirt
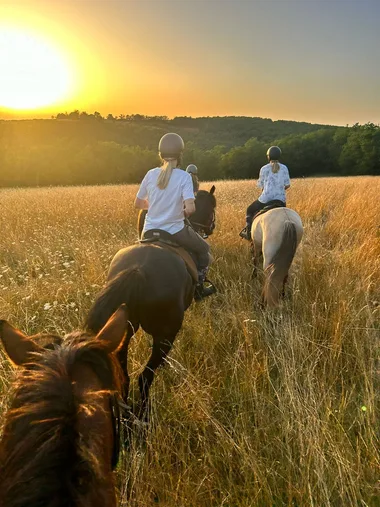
[135,133,215,300]
[240,146,291,240]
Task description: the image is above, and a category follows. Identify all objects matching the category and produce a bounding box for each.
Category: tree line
[0,115,379,187]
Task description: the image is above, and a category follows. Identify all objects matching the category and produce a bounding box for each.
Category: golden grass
[0,177,379,506]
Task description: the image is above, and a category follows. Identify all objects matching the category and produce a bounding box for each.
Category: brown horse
[86,186,217,421]
[137,186,216,239]
[0,306,128,507]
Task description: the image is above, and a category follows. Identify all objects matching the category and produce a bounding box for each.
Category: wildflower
[43,303,52,311]
[361,406,367,412]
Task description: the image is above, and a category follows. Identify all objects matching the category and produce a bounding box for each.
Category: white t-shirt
[257,163,290,203]
[136,167,195,234]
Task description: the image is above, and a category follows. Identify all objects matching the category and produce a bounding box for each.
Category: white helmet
[158,133,184,158]
[186,164,198,175]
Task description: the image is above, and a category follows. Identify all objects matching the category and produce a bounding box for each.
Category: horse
[137,186,216,239]
[0,306,128,507]
[250,207,303,308]
[86,186,217,421]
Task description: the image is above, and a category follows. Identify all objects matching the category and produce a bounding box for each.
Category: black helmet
[266,146,282,161]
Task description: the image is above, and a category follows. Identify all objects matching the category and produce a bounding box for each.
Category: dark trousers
[246,199,286,224]
[172,225,210,272]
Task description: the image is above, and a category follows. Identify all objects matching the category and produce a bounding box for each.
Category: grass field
[0,177,379,506]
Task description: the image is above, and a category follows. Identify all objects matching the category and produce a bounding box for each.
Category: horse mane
[0,337,123,507]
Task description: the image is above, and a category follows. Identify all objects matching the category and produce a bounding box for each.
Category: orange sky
[1,0,380,125]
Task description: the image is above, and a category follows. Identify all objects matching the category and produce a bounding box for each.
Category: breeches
[172,225,210,272]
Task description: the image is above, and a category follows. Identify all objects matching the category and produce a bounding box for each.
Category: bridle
[187,210,216,238]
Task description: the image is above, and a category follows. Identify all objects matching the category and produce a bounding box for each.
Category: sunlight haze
[1,0,379,125]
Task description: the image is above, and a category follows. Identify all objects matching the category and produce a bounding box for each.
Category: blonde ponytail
[271,160,280,174]
[191,173,199,193]
[157,158,177,189]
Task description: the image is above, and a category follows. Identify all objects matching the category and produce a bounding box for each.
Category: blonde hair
[157,157,177,189]
[270,160,280,174]
[191,173,199,193]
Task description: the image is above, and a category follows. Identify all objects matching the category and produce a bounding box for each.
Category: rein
[110,393,121,470]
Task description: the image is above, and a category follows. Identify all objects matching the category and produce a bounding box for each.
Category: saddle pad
[253,201,286,221]
[149,241,198,283]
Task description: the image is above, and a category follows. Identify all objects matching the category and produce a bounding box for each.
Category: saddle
[140,229,199,283]
[253,200,286,221]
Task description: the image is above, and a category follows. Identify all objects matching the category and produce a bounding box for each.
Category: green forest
[0,113,379,187]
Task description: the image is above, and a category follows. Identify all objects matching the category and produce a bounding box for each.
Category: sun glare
[0,27,72,110]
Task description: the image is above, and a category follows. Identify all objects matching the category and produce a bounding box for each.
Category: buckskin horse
[0,306,127,507]
[250,206,303,308]
[85,186,216,420]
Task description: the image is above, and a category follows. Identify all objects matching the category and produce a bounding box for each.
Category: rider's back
[137,168,194,235]
[258,163,290,203]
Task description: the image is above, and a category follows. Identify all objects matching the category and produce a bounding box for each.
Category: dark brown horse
[137,186,216,239]
[86,186,217,421]
[0,306,128,507]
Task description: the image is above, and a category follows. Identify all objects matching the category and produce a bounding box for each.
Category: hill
[0,114,379,186]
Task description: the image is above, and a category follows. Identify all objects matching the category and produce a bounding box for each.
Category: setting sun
[0,27,72,110]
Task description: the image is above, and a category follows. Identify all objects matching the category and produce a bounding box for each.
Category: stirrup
[194,279,217,302]
[239,227,251,241]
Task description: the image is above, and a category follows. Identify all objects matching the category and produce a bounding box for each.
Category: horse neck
[0,349,117,507]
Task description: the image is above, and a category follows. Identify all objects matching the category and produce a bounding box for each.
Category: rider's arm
[184,198,195,217]
[182,173,196,217]
[284,166,291,190]
[135,173,149,209]
[257,167,264,188]
[134,197,149,210]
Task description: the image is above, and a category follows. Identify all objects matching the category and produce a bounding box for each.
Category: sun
[0,27,72,110]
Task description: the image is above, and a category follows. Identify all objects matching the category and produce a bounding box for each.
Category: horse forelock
[0,338,122,507]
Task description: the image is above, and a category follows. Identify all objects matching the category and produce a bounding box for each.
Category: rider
[186,164,199,194]
[240,146,291,240]
[135,133,215,300]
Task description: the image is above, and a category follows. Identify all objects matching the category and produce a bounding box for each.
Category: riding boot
[194,268,216,301]
[239,215,252,241]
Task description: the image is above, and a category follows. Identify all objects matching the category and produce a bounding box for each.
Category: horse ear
[95,305,129,353]
[209,185,216,195]
[0,320,43,366]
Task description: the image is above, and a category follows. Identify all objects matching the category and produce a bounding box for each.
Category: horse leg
[137,209,148,239]
[116,322,138,404]
[138,336,174,422]
[251,241,262,279]
[282,274,288,298]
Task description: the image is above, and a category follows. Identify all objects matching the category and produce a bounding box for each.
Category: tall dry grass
[0,177,379,506]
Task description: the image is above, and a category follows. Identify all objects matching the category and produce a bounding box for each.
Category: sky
[0,0,379,126]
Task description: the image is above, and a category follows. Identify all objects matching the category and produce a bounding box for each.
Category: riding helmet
[186,164,198,175]
[159,133,185,158]
[266,146,282,161]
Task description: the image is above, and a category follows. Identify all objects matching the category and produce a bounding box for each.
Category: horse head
[190,185,216,236]
[0,306,127,507]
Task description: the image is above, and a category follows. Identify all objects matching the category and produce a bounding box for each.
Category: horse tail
[85,267,145,333]
[137,210,147,239]
[263,221,298,308]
